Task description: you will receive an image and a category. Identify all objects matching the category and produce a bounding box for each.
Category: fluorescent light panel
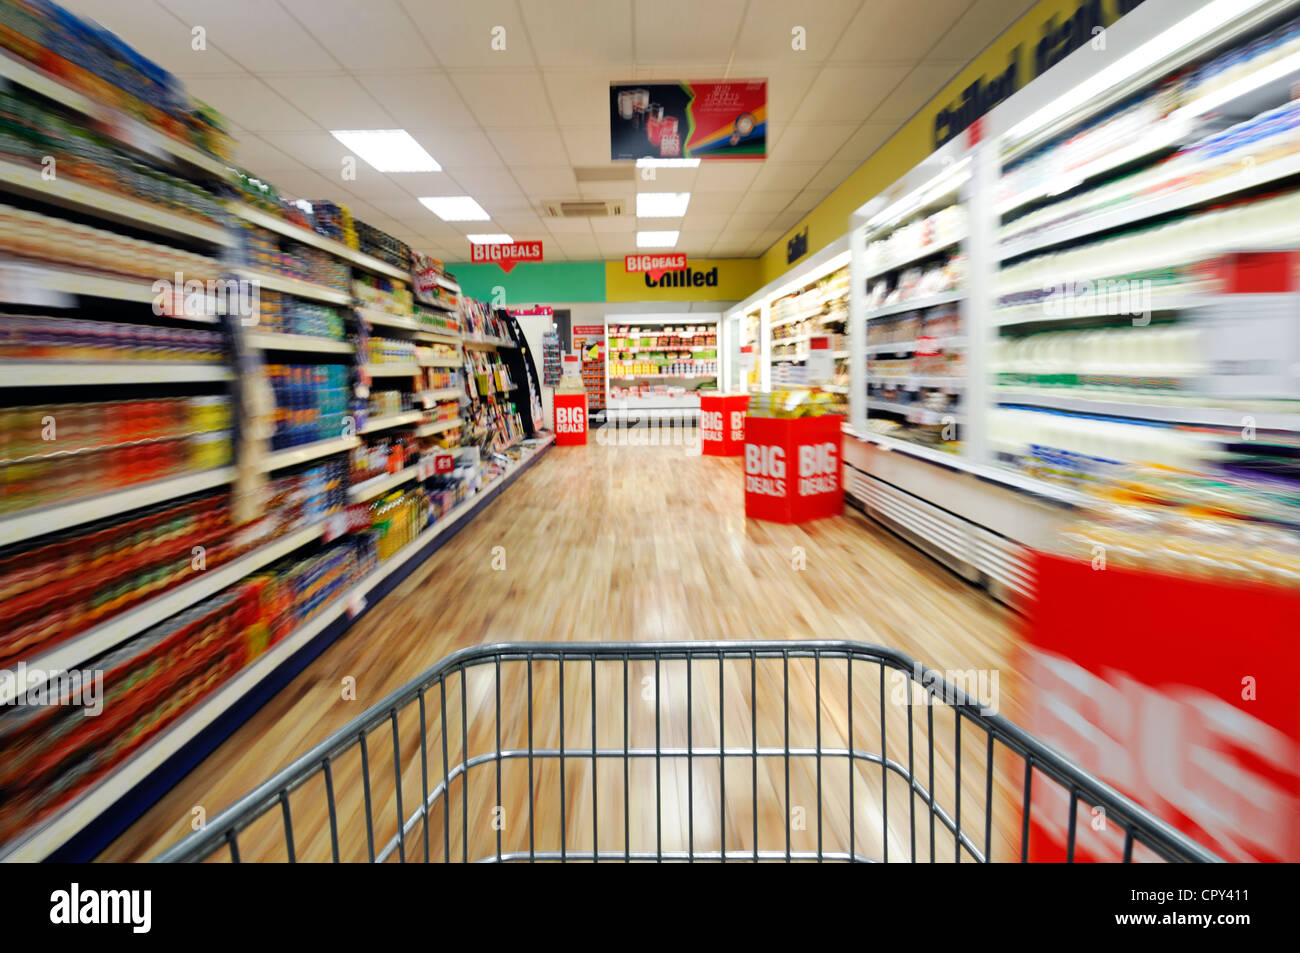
[637,192,691,217]
[637,230,679,248]
[329,129,440,172]
[466,234,514,244]
[419,196,490,221]
[636,158,701,168]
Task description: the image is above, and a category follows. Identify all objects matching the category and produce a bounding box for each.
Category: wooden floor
[101,438,1025,862]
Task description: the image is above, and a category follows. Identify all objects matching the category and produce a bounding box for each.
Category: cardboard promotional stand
[743,414,844,523]
[700,393,749,457]
[553,392,588,446]
[1019,552,1300,863]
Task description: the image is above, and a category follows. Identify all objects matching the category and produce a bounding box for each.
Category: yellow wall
[757,0,1134,287]
[605,257,760,302]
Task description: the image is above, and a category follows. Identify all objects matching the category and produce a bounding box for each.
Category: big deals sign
[471,241,544,273]
[743,415,843,523]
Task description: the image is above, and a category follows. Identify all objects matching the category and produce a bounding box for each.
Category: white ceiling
[62,0,1035,262]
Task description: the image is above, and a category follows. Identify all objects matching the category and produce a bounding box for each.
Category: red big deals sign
[625,253,687,282]
[700,393,748,457]
[554,393,588,446]
[1020,552,1300,862]
[471,241,543,273]
[743,415,843,523]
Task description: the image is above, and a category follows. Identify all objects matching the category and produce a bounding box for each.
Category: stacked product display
[605,320,719,412]
[769,261,850,389]
[859,192,968,451]
[573,327,606,414]
[0,0,554,862]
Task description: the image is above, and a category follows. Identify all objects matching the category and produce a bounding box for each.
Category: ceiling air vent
[541,199,625,218]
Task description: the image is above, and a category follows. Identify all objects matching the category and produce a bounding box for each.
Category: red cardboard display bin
[1018,551,1300,863]
[700,393,749,456]
[743,414,844,523]
[553,393,588,446]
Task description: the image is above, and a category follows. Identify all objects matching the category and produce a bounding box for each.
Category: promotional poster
[609,80,766,161]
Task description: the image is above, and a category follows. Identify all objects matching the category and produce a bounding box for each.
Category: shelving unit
[603,315,721,419]
[837,0,1300,608]
[0,11,550,864]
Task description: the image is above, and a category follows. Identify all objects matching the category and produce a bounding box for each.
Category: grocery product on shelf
[0,0,235,162]
[265,364,349,450]
[0,395,232,513]
[354,273,414,318]
[748,388,842,418]
[251,292,346,340]
[235,221,350,292]
[0,314,225,361]
[0,202,221,281]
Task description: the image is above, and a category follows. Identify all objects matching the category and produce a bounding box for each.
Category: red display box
[700,393,749,456]
[743,414,844,523]
[1019,551,1300,863]
[553,393,588,446]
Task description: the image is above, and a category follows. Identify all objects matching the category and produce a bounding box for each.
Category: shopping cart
[154,641,1221,863]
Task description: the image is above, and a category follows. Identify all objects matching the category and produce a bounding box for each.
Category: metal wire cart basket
[155,641,1220,863]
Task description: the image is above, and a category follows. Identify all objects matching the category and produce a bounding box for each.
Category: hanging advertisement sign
[625,253,688,282]
[610,80,766,161]
[508,305,554,317]
[470,241,544,273]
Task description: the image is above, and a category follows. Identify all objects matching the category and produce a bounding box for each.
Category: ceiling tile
[724,211,777,234]
[486,128,569,166]
[686,190,744,213]
[733,0,860,65]
[354,73,480,130]
[693,162,761,193]
[401,0,536,68]
[560,126,611,166]
[633,0,746,64]
[590,216,636,233]
[522,1,633,67]
[414,129,503,168]
[869,63,966,123]
[451,71,557,127]
[770,122,858,163]
[512,167,581,197]
[262,75,398,129]
[738,190,801,214]
[749,161,823,192]
[928,0,1038,62]
[543,70,619,127]
[277,0,436,71]
[158,0,338,72]
[387,171,463,197]
[228,134,303,174]
[442,166,525,197]
[544,217,599,235]
[338,171,418,201]
[258,168,347,202]
[798,66,911,122]
[258,132,350,172]
[833,123,896,164]
[806,159,861,196]
[633,166,697,191]
[182,75,316,132]
[829,0,969,63]
[680,212,734,230]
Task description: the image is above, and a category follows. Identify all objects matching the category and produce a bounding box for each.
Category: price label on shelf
[346,592,367,619]
[322,512,350,543]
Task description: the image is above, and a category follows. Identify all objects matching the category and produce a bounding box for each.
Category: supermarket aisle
[101,441,1017,861]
